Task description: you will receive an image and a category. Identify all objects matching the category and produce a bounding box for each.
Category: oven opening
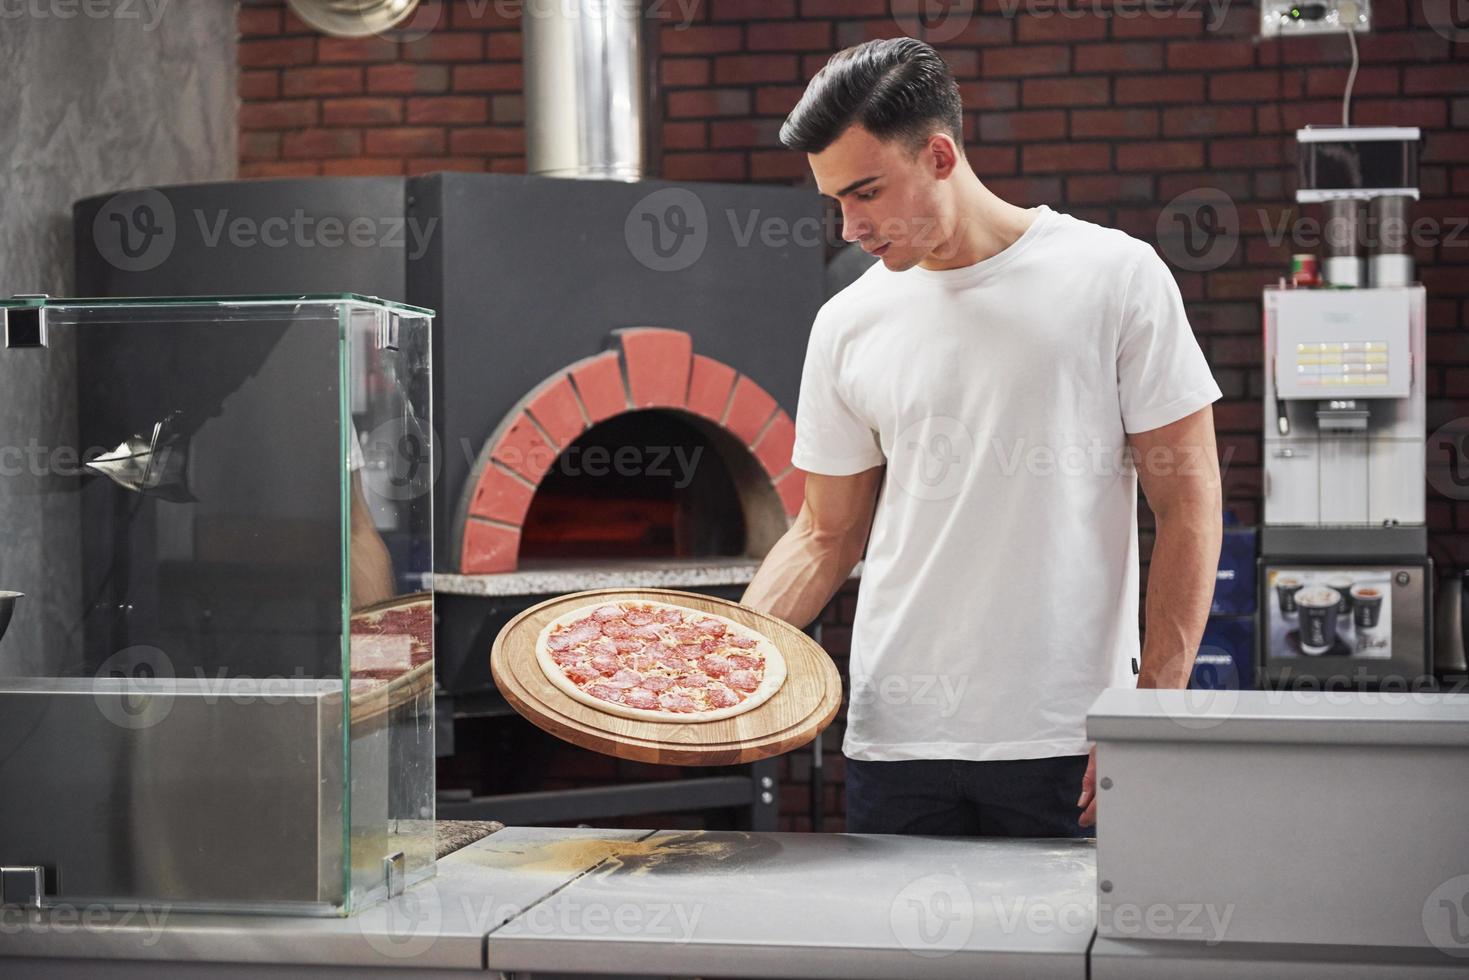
[517,409,787,565]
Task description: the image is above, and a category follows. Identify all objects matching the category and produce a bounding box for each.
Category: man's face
[809,124,956,272]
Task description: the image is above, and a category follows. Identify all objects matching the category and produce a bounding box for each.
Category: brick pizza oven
[457,326,803,574]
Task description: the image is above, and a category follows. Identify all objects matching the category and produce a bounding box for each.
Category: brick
[801,0,884,13]
[616,328,694,409]
[452,64,522,93]
[968,144,1017,176]
[985,176,1063,204]
[755,85,807,115]
[668,89,751,118]
[750,151,805,181]
[662,58,711,87]
[984,44,1069,77]
[1074,42,1164,73]
[1116,73,1204,104]
[240,132,280,163]
[468,465,536,526]
[526,376,589,450]
[486,31,521,60]
[665,121,708,150]
[1165,40,1254,69]
[714,54,799,84]
[322,97,403,126]
[450,0,519,29]
[752,410,796,476]
[712,119,784,148]
[241,100,319,131]
[1209,137,1285,169]
[1109,8,1207,38]
[1208,70,1299,102]
[367,63,450,94]
[1405,66,1469,95]
[282,67,363,97]
[1071,108,1157,139]
[714,0,796,16]
[490,412,557,483]
[774,468,806,518]
[322,158,406,176]
[666,152,749,181]
[449,127,522,155]
[491,95,523,124]
[282,128,362,159]
[1304,67,1398,99]
[1022,77,1111,107]
[1361,33,1451,64]
[747,21,830,50]
[661,24,745,54]
[1162,105,1254,137]
[489,156,525,173]
[939,48,980,77]
[403,33,484,62]
[318,37,399,63]
[1352,98,1448,129]
[240,70,279,101]
[1022,143,1110,174]
[1116,140,1203,171]
[680,356,740,434]
[570,352,629,424]
[959,79,1020,110]
[978,110,1066,142]
[1067,174,1154,204]
[239,38,315,69]
[238,5,281,36]
[725,376,779,445]
[460,519,519,574]
[364,127,446,156]
[1015,11,1108,42]
[407,96,489,124]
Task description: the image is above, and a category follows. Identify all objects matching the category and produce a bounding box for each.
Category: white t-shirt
[792,205,1222,762]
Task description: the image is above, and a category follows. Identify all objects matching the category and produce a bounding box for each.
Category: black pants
[844,755,1090,837]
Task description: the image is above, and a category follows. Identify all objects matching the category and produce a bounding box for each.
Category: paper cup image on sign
[1265,569,1392,661]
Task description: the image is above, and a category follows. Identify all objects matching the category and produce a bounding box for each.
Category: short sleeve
[790,317,886,475]
[1116,245,1223,434]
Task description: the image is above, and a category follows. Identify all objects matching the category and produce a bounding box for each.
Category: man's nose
[841,208,870,243]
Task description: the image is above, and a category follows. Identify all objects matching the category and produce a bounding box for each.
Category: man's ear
[925,133,960,181]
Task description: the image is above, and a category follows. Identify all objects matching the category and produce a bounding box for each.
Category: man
[740,38,1224,837]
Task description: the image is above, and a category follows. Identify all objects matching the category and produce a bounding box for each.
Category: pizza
[536,599,786,723]
[350,594,433,687]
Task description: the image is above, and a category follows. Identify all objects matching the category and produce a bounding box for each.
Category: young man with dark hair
[741,38,1224,837]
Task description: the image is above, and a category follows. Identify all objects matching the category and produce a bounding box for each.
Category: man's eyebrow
[818,175,882,200]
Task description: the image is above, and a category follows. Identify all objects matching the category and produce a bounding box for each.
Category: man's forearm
[1137,507,1221,689]
[741,521,861,629]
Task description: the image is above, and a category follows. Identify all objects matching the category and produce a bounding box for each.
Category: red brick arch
[456,327,805,573]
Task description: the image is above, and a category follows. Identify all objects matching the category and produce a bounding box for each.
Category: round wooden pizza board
[491,588,843,766]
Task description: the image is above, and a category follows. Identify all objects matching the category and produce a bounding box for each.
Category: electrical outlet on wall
[1259,0,1370,36]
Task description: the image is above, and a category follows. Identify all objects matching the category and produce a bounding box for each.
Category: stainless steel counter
[0,828,1095,979]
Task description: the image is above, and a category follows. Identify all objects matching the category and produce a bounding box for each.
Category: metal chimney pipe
[523,1,661,180]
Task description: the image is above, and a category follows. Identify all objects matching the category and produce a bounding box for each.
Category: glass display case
[0,295,434,916]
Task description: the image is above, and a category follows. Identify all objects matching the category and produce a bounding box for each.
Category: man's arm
[1128,404,1224,689]
[1079,405,1221,827]
[740,466,884,628]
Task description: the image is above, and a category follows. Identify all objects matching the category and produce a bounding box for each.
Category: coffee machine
[1258,126,1433,689]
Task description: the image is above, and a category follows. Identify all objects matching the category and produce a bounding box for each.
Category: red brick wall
[240,0,1469,831]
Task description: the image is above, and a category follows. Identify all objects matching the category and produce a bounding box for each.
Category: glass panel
[0,297,434,916]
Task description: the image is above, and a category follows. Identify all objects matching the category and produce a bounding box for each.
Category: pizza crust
[535,599,787,724]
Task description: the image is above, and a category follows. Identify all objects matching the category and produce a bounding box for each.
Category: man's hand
[1077,745,1098,828]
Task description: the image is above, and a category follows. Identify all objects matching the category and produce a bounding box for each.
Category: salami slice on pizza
[536,599,786,723]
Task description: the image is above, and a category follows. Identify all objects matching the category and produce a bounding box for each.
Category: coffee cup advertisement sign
[1264,568,1392,661]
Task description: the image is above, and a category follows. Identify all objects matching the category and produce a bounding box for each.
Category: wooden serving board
[491,588,843,766]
